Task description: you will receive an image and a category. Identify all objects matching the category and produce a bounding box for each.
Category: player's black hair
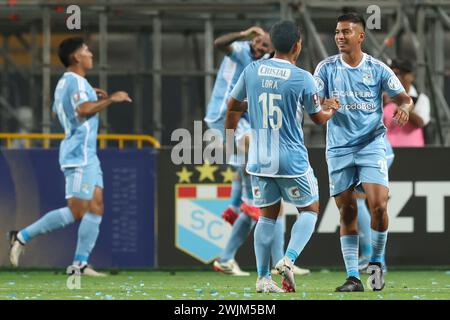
[337,12,366,30]
[269,20,301,54]
[58,37,85,67]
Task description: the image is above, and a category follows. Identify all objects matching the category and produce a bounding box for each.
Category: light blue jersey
[204,41,255,124]
[314,53,405,158]
[52,72,99,169]
[230,58,322,177]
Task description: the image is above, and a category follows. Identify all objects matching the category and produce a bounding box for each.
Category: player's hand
[322,97,340,111]
[393,105,409,125]
[110,91,132,103]
[94,88,108,99]
[241,26,265,40]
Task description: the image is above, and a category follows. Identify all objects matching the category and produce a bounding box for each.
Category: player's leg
[270,206,284,269]
[355,141,390,290]
[362,182,389,291]
[329,154,364,292]
[275,169,319,292]
[334,187,364,292]
[356,193,372,270]
[8,167,89,267]
[70,165,105,276]
[214,126,254,275]
[251,175,284,293]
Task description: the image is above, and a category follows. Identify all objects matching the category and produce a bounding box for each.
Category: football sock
[229,168,243,210]
[357,198,372,258]
[271,216,285,266]
[285,211,317,263]
[220,212,255,262]
[18,207,75,244]
[73,213,102,265]
[254,216,276,278]
[371,229,388,264]
[340,235,360,279]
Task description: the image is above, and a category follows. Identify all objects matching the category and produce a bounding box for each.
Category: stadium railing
[0,133,160,149]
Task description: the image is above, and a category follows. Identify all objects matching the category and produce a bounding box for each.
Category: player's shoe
[240,202,260,221]
[7,231,25,267]
[274,256,296,293]
[271,265,311,276]
[212,259,250,276]
[256,277,285,293]
[66,264,107,277]
[335,276,364,292]
[221,207,239,225]
[358,255,370,271]
[366,262,385,291]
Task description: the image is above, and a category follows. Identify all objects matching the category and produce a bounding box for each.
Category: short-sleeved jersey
[204,41,255,123]
[52,72,99,168]
[230,58,321,177]
[314,53,405,158]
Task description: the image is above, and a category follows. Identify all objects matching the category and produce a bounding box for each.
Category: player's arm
[390,92,413,126]
[225,98,247,130]
[76,91,132,117]
[214,26,264,55]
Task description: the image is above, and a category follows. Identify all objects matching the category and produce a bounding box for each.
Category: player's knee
[339,203,357,223]
[89,201,104,216]
[68,205,88,220]
[370,204,387,221]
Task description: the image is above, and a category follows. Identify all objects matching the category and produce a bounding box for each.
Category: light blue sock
[357,198,372,258]
[73,213,102,265]
[220,212,255,262]
[340,235,360,279]
[18,207,75,243]
[371,229,388,263]
[285,211,317,263]
[254,216,276,278]
[229,168,243,210]
[271,217,285,267]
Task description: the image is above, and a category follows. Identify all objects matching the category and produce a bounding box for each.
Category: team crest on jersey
[388,75,402,91]
[314,76,324,91]
[287,186,301,199]
[362,73,374,85]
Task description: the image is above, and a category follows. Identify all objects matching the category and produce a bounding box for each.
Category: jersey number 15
[258,92,283,129]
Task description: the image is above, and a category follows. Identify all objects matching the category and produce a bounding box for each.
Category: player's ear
[359,31,365,43]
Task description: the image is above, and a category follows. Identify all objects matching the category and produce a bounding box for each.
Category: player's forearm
[214,32,245,52]
[77,98,113,117]
[225,111,242,130]
[393,95,414,113]
[310,109,335,125]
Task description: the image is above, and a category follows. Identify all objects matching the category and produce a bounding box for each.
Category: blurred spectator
[383,59,430,147]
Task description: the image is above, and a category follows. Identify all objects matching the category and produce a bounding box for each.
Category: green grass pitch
[0,269,449,300]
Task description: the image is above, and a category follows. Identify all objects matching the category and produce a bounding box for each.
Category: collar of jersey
[339,53,366,69]
[64,71,84,79]
[270,57,292,64]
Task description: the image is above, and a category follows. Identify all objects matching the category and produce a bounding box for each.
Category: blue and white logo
[175,184,232,263]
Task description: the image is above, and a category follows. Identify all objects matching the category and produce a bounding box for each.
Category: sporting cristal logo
[175,162,236,263]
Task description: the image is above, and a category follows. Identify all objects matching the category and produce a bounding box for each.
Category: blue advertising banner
[0,148,156,268]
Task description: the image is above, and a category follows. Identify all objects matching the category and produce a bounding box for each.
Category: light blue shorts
[250,168,319,208]
[327,142,389,197]
[63,163,103,200]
